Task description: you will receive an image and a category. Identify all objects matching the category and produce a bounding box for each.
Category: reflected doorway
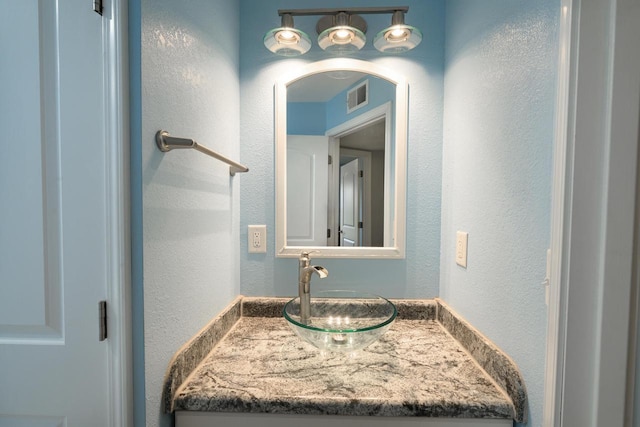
[333,120,386,247]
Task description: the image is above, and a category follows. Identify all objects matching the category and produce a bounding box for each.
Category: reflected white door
[287,135,329,246]
[0,1,110,425]
[339,159,361,247]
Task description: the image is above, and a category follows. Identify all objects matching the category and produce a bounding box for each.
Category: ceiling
[340,119,386,151]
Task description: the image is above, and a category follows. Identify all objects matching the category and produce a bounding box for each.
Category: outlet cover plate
[248,225,267,253]
[456,231,468,268]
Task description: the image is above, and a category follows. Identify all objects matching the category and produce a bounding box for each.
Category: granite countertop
[171,307,517,419]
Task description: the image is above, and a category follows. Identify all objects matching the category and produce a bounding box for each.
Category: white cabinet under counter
[176,412,511,427]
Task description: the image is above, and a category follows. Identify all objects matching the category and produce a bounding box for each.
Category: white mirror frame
[275,58,408,259]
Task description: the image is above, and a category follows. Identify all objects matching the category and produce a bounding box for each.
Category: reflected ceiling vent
[347,80,369,113]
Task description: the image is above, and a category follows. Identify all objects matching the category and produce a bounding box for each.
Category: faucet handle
[300,251,317,260]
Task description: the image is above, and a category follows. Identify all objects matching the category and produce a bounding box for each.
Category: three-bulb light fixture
[263,6,422,56]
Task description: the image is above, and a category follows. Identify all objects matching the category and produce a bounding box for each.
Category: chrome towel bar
[155,130,249,176]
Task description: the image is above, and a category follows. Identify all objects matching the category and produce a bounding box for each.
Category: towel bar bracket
[156,130,195,152]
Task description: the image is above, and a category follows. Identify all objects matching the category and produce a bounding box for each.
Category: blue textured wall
[287,103,326,135]
[239,0,445,299]
[133,0,240,425]
[440,1,558,426]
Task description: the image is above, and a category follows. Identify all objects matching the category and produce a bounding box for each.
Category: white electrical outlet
[456,231,468,268]
[248,225,267,253]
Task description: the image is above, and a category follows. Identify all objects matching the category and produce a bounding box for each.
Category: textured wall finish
[134,0,241,426]
[239,0,445,299]
[440,1,558,426]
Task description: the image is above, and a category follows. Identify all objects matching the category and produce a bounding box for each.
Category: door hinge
[93,0,103,15]
[327,228,331,238]
[99,300,107,341]
[358,221,363,229]
[359,170,363,178]
[328,155,332,165]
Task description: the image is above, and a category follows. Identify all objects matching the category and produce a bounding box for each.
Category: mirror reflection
[275,59,407,259]
[286,72,395,248]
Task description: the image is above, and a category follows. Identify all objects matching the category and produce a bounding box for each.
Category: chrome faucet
[298,252,328,324]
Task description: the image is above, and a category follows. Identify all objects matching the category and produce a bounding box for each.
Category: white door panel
[287,135,329,246]
[340,159,360,247]
[0,0,63,340]
[0,0,110,424]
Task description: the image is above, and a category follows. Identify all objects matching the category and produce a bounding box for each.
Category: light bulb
[276,29,299,44]
[330,28,355,45]
[335,29,352,40]
[387,27,409,41]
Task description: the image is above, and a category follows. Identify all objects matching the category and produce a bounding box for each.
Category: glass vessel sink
[283,290,397,352]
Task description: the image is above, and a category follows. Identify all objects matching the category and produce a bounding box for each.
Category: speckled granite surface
[162,296,242,413]
[172,316,514,418]
[163,296,526,421]
[436,299,527,423]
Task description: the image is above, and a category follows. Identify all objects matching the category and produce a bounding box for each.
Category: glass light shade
[373,24,422,53]
[317,25,366,53]
[264,27,311,57]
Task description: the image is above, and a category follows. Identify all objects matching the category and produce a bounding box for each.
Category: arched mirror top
[276,58,408,92]
[275,59,407,258]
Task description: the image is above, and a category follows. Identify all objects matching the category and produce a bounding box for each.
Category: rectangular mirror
[276,59,408,258]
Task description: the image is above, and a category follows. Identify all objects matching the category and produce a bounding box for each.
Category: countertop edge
[173,393,514,418]
[436,298,527,423]
[161,295,242,413]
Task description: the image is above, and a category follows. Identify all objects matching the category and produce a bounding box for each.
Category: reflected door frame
[328,145,372,246]
[338,158,361,247]
[326,102,392,247]
[338,148,372,246]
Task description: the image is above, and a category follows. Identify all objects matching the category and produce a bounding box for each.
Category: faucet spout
[300,265,328,292]
[298,252,328,324]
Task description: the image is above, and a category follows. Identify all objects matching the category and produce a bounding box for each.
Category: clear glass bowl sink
[283,290,397,352]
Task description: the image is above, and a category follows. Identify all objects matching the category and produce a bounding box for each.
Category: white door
[0,1,111,425]
[286,135,329,246]
[339,159,361,247]
[339,148,373,246]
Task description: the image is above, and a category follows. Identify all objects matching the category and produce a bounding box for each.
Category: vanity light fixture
[373,10,423,53]
[263,6,421,56]
[263,13,312,57]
